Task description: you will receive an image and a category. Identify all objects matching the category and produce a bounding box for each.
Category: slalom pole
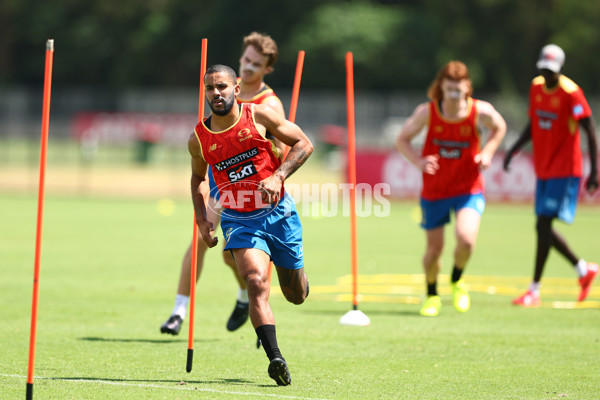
[281,50,305,162]
[26,39,55,400]
[268,50,305,283]
[288,51,305,125]
[256,50,306,350]
[187,37,207,373]
[339,52,369,326]
[346,52,359,311]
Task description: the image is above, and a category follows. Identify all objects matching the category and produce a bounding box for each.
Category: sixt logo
[227,161,257,182]
[238,128,253,142]
[439,148,461,159]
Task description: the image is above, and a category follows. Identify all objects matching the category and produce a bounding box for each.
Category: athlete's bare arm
[475,101,507,170]
[253,103,313,203]
[580,116,599,193]
[263,96,288,156]
[395,103,439,175]
[188,133,218,248]
[503,122,532,171]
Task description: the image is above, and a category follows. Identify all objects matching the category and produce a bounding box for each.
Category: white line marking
[0,373,333,400]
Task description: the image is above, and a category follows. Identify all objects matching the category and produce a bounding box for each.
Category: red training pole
[288,50,305,125]
[345,52,359,311]
[187,37,207,373]
[281,50,305,163]
[339,52,369,327]
[268,50,305,283]
[26,39,54,400]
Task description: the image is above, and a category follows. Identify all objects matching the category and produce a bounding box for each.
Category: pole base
[186,349,193,373]
[339,309,370,326]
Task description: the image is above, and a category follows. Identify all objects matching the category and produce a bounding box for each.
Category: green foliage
[2,0,600,92]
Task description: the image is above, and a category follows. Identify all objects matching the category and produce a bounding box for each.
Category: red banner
[355,149,600,204]
[71,112,197,145]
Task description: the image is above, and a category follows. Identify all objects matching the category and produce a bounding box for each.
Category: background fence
[1,88,599,202]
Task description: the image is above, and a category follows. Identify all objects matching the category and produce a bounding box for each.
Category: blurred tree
[1,0,600,94]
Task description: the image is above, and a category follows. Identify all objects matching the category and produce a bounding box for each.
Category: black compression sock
[255,324,283,361]
[427,282,437,296]
[451,265,463,283]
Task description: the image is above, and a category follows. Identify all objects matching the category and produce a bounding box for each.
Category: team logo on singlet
[214,147,259,172]
[227,161,258,182]
[238,128,253,142]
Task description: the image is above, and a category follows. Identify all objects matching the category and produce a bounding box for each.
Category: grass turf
[1,193,599,399]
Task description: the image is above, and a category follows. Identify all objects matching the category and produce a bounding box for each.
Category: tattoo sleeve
[276,146,310,181]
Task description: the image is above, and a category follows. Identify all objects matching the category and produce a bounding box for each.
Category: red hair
[427,61,472,101]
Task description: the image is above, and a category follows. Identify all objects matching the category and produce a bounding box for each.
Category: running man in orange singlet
[396,61,506,317]
[190,64,312,385]
[504,44,599,307]
[161,32,286,335]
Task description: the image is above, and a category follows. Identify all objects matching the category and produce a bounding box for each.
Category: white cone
[339,309,370,326]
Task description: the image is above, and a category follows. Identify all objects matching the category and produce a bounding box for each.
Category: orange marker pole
[269,50,305,283]
[281,50,305,163]
[26,39,54,400]
[288,50,305,125]
[187,38,207,373]
[345,52,359,310]
[268,50,305,283]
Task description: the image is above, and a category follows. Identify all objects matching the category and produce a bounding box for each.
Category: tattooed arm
[253,103,313,203]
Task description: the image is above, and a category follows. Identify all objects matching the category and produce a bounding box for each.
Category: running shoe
[268,357,291,386]
[226,300,249,331]
[451,280,470,312]
[512,291,541,307]
[420,295,441,317]
[160,314,183,335]
[578,262,599,302]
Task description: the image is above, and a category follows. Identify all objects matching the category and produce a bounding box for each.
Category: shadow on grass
[79,337,219,344]
[49,375,268,387]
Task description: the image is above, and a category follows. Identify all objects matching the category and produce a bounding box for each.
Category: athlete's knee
[283,288,306,305]
[425,243,443,260]
[244,270,269,293]
[287,279,309,305]
[456,235,475,254]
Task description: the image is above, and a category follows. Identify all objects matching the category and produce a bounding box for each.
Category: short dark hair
[205,64,237,83]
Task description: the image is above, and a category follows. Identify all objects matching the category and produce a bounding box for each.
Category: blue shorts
[420,193,485,230]
[535,177,580,223]
[220,193,304,269]
[208,167,220,201]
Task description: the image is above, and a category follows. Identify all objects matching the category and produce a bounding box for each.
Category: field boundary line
[0,373,334,400]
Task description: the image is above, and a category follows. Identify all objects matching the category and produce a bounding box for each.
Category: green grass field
[1,191,599,400]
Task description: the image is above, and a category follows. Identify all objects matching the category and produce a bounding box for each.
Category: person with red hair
[396,60,506,317]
